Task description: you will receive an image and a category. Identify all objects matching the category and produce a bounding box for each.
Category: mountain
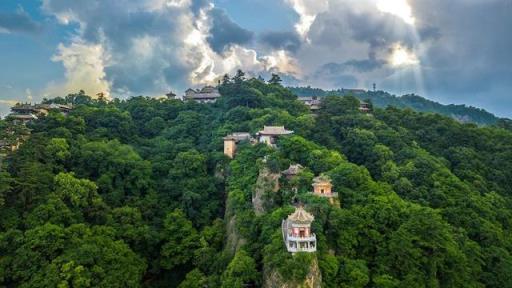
[289,86,503,125]
[1,76,512,287]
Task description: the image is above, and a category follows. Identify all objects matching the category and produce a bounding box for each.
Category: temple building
[282,206,317,253]
[184,86,221,103]
[223,132,253,158]
[257,126,294,147]
[10,103,48,117]
[298,96,321,111]
[359,101,371,113]
[6,103,73,124]
[0,139,20,153]
[7,114,38,125]
[312,175,339,206]
[341,88,366,95]
[166,91,177,100]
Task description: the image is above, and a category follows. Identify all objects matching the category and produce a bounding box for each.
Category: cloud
[285,0,328,40]
[0,7,41,34]
[0,99,19,106]
[207,8,254,53]
[281,0,512,115]
[41,0,300,98]
[46,41,111,98]
[36,0,511,117]
[259,31,302,53]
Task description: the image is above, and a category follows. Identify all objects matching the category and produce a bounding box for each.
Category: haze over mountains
[289,87,506,125]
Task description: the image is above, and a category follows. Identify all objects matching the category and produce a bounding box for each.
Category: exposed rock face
[225,214,246,257]
[252,167,280,216]
[263,257,322,288]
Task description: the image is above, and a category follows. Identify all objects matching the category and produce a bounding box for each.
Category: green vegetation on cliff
[1,72,512,287]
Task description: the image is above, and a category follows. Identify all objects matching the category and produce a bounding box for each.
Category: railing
[286,245,317,253]
[314,192,338,198]
[287,234,317,242]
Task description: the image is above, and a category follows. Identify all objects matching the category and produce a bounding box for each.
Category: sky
[0,0,511,117]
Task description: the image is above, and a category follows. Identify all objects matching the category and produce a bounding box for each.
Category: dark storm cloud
[300,0,512,117]
[344,54,386,72]
[309,5,416,50]
[259,31,302,53]
[207,8,254,53]
[0,9,41,34]
[410,0,512,100]
[314,62,358,88]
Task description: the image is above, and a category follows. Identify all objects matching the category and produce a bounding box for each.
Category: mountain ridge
[289,86,506,125]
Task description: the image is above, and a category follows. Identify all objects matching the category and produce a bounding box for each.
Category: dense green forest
[1,72,512,287]
[289,86,507,126]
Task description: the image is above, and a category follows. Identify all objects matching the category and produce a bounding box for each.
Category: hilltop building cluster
[223,126,294,158]
[297,96,321,111]
[6,103,72,125]
[184,86,221,103]
[279,165,341,253]
[297,95,372,114]
[1,102,73,156]
[176,85,373,117]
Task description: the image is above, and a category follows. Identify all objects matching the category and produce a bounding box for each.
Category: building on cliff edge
[282,206,317,253]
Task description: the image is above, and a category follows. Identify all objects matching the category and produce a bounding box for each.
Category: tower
[282,206,317,253]
[223,136,237,159]
[312,175,339,206]
[166,91,177,100]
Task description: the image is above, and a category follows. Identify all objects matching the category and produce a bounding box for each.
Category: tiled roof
[258,126,294,135]
[224,132,252,141]
[313,175,332,185]
[288,207,314,224]
[8,114,38,120]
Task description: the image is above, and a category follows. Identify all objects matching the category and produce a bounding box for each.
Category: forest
[289,86,506,126]
[1,71,512,287]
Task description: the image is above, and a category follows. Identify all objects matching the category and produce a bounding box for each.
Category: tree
[72,140,152,206]
[178,269,207,288]
[222,74,231,85]
[3,224,146,287]
[164,150,220,226]
[160,210,200,270]
[268,73,282,85]
[233,70,246,85]
[0,171,13,208]
[338,258,369,288]
[221,250,258,288]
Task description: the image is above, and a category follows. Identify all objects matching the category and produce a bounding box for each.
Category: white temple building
[257,126,294,147]
[282,206,317,253]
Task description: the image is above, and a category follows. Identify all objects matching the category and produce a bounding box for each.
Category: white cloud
[262,50,301,76]
[0,99,19,106]
[47,41,111,98]
[285,0,329,40]
[376,0,415,25]
[41,0,301,97]
[389,43,419,67]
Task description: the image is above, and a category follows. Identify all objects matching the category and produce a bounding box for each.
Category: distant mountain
[289,86,502,125]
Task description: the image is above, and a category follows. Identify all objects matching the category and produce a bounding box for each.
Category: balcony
[287,234,317,242]
[286,245,317,253]
[314,192,338,198]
